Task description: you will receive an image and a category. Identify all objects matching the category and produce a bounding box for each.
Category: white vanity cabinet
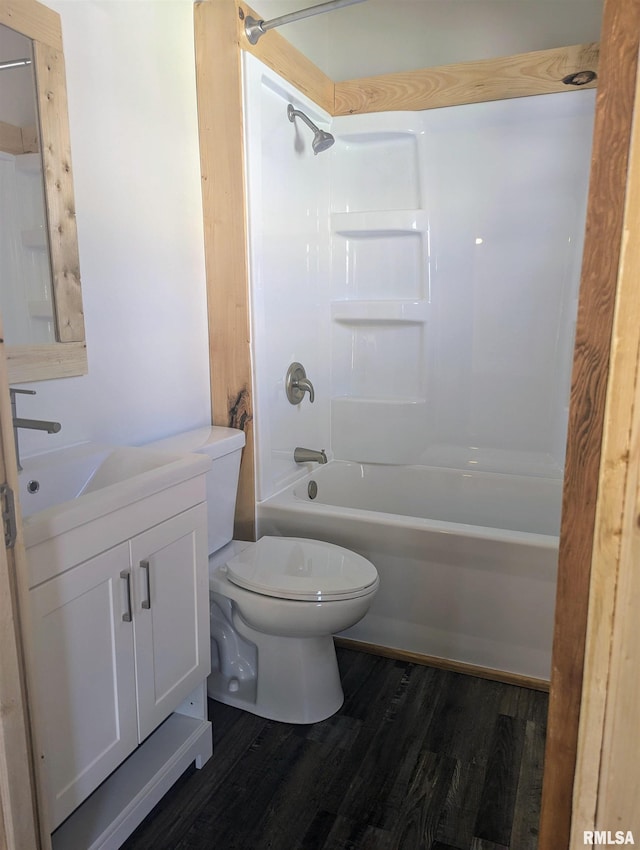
[131,506,210,740]
[30,541,139,829]
[19,449,214,850]
[30,504,210,831]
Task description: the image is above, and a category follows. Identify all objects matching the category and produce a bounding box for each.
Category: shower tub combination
[258,461,561,683]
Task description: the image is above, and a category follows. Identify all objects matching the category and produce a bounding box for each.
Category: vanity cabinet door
[29,542,139,830]
[130,504,210,740]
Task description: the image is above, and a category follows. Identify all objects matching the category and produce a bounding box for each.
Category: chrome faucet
[294,447,327,464]
[10,388,61,471]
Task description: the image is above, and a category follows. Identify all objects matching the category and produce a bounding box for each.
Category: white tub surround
[259,462,560,681]
[243,53,332,502]
[244,55,594,683]
[245,57,593,484]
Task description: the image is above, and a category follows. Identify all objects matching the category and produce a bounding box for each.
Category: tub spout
[294,447,327,464]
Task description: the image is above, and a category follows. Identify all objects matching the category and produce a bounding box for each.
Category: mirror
[0,0,86,383]
[0,25,55,346]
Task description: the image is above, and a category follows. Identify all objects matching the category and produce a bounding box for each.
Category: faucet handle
[286,362,315,405]
[9,388,36,415]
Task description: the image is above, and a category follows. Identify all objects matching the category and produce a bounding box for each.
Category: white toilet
[150,426,379,724]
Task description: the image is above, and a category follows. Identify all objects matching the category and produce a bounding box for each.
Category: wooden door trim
[570,53,640,838]
[0,321,41,846]
[538,0,640,846]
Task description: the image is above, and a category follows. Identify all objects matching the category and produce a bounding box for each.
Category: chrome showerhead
[287,103,335,155]
[312,128,335,155]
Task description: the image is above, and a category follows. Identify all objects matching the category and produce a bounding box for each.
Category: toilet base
[208,631,344,724]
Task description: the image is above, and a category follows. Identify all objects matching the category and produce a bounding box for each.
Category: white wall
[13,0,211,458]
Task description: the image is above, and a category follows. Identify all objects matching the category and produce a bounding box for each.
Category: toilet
[149,426,379,724]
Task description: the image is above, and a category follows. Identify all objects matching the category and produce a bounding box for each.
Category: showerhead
[287,103,334,155]
[312,128,335,155]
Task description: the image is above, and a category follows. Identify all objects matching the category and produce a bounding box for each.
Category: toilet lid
[225,536,379,602]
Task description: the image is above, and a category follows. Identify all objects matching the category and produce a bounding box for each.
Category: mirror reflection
[0,23,56,346]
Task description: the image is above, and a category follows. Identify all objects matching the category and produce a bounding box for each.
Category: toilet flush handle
[286,362,315,404]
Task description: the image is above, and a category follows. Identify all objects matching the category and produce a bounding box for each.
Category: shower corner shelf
[331,300,428,324]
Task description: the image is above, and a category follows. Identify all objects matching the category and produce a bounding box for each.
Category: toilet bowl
[148,427,379,725]
[208,536,379,723]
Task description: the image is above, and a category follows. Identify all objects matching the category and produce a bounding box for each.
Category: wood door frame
[195,0,640,843]
[538,0,640,845]
[569,46,640,840]
[0,321,41,847]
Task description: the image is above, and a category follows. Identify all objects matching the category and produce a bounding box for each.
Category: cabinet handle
[120,570,132,622]
[140,559,151,609]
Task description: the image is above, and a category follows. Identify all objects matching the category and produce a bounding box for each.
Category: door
[131,504,210,740]
[29,543,139,829]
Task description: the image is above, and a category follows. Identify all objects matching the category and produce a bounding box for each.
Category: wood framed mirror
[0,0,86,383]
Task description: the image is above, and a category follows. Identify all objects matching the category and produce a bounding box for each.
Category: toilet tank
[148,426,245,555]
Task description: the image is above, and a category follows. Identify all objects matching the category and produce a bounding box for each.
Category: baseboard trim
[334,637,550,693]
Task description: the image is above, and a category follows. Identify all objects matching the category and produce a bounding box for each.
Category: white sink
[19,442,211,551]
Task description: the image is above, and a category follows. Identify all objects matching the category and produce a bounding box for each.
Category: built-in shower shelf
[331,210,427,235]
[331,300,428,324]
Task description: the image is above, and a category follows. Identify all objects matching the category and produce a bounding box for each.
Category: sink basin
[19,442,211,550]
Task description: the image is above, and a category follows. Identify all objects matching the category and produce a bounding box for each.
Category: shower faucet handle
[286,362,315,404]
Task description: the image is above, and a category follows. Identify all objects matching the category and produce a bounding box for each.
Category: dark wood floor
[122,647,547,850]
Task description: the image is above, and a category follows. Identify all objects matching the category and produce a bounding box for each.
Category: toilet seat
[224,536,378,602]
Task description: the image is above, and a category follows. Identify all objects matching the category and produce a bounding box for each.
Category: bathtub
[257,461,561,683]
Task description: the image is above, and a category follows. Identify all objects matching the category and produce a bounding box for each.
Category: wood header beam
[334,43,599,115]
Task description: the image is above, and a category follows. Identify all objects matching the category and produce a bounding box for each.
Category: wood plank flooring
[122,648,547,850]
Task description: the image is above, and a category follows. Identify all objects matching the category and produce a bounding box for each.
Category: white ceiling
[249,0,603,80]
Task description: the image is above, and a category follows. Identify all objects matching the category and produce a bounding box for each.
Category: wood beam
[538,1,640,846]
[0,0,61,51]
[34,41,84,344]
[570,43,640,842]
[194,0,255,541]
[334,43,599,115]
